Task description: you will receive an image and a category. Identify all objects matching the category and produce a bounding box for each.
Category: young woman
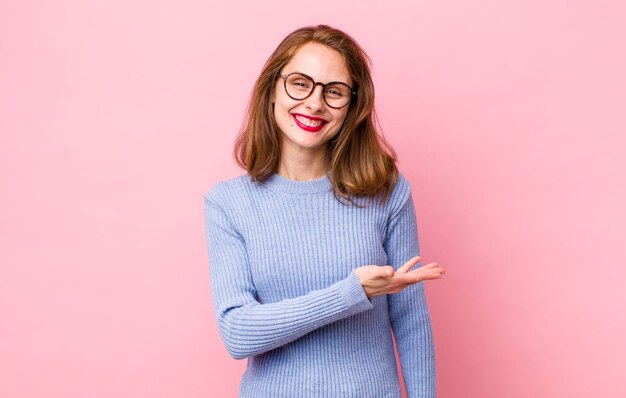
[204,25,446,398]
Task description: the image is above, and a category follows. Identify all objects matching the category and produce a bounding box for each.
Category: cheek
[274,89,298,111]
[333,110,349,127]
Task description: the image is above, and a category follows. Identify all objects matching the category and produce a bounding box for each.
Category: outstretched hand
[354,256,446,298]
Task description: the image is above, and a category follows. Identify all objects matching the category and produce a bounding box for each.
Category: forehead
[283,42,352,85]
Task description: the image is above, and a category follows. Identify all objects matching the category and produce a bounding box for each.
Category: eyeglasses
[278,72,357,109]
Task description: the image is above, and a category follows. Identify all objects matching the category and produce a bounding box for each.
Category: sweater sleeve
[384,183,436,398]
[203,192,374,360]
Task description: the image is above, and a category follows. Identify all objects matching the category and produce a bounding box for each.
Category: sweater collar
[260,172,332,195]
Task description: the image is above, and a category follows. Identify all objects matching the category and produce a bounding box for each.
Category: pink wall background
[2,1,625,397]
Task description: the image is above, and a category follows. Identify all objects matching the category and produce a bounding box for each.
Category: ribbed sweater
[203,171,435,398]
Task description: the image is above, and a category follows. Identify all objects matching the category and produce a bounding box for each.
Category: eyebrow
[287,71,352,86]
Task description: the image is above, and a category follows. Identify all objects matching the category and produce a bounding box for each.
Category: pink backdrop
[2,1,625,397]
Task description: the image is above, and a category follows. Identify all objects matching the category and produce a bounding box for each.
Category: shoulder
[391,172,412,200]
[203,173,254,208]
[384,171,413,214]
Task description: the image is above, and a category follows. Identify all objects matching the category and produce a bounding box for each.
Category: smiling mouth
[292,114,328,132]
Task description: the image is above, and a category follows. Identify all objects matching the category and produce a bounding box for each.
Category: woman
[204,25,446,398]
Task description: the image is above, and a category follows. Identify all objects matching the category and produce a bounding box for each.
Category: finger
[392,273,422,286]
[407,266,442,280]
[429,264,446,275]
[420,263,444,273]
[373,266,394,279]
[407,266,429,276]
[420,269,446,281]
[397,256,421,273]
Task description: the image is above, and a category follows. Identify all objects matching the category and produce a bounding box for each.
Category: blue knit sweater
[203,171,435,397]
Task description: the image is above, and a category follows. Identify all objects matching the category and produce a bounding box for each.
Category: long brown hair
[233,24,399,207]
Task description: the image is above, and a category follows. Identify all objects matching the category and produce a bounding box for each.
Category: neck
[277,145,330,181]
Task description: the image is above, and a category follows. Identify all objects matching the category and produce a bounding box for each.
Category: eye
[325,85,347,99]
[287,76,312,91]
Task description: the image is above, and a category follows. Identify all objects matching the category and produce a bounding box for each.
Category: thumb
[383,266,394,278]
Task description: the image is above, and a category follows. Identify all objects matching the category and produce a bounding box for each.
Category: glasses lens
[285,74,313,100]
[323,83,351,108]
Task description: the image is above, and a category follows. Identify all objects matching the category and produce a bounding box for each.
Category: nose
[304,84,325,112]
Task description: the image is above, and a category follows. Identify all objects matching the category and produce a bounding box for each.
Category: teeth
[295,115,324,127]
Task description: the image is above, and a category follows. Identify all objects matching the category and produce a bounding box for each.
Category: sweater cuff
[340,271,374,314]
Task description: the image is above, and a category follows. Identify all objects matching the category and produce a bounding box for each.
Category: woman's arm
[203,195,373,360]
[385,188,436,398]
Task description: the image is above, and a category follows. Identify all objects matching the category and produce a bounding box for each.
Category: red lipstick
[292,114,327,133]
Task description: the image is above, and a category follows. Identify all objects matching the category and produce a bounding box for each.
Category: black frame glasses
[278,72,357,109]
